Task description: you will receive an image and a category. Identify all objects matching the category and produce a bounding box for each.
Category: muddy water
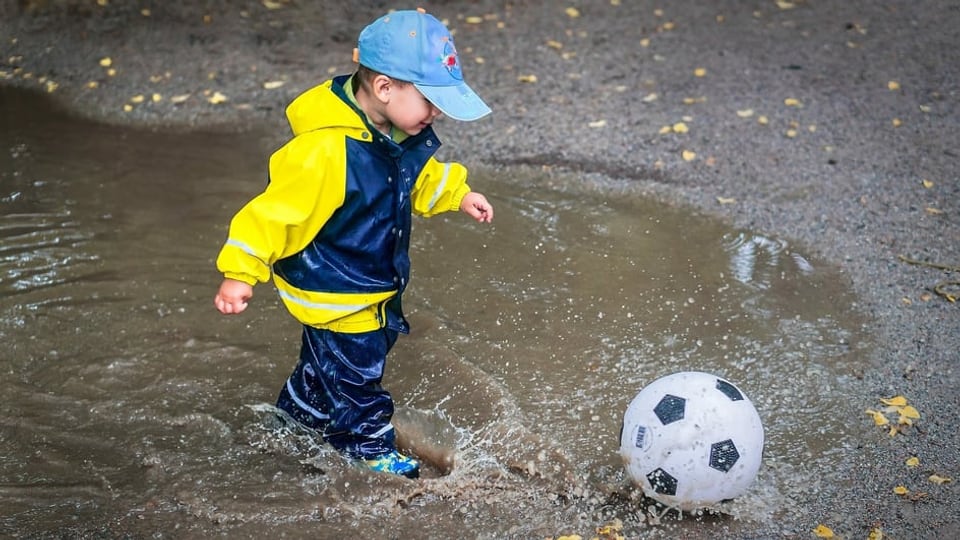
[0,86,873,538]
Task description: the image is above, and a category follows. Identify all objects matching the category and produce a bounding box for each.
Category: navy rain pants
[276,325,399,459]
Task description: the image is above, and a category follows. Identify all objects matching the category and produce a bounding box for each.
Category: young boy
[213,8,493,479]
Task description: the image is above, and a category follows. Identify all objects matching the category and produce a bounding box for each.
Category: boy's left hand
[460,192,494,223]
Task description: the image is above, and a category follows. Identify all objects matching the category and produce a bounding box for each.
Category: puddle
[0,86,873,538]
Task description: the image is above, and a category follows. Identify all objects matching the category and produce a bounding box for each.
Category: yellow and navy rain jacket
[216,75,472,333]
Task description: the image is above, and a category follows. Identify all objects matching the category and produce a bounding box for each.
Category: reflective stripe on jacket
[216,75,471,332]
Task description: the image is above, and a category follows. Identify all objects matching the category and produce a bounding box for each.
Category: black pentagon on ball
[715,378,744,401]
[709,438,740,472]
[653,394,686,425]
[646,467,678,496]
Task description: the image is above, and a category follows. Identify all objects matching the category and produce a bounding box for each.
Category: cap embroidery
[439,40,459,73]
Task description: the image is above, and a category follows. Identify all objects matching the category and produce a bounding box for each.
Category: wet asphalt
[2,0,957,537]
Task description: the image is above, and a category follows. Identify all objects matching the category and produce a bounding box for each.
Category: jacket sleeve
[215,131,347,285]
[410,157,471,218]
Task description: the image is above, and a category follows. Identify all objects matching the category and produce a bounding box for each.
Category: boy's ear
[371,74,394,104]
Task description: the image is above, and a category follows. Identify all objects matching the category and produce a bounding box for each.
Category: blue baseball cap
[356,9,492,121]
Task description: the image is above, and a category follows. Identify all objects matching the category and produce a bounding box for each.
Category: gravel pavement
[2,1,957,538]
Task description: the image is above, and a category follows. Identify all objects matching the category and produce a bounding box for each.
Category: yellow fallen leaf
[99,57,112,67]
[922,179,934,188]
[784,97,802,107]
[694,67,706,77]
[151,93,162,102]
[565,7,581,18]
[892,118,902,127]
[130,94,145,103]
[893,485,909,495]
[919,104,932,113]
[518,74,537,83]
[905,456,920,467]
[757,115,769,125]
[45,80,58,93]
[888,80,901,91]
[929,474,952,485]
[123,104,133,112]
[672,122,689,133]
[899,405,920,419]
[925,207,943,215]
[880,396,907,407]
[681,150,697,162]
[465,16,484,24]
[642,92,658,102]
[263,80,285,89]
[107,68,117,77]
[207,91,228,104]
[786,129,797,138]
[865,409,889,426]
[557,536,582,540]
[546,39,563,49]
[262,0,284,9]
[736,109,755,118]
[588,120,607,128]
[658,125,672,134]
[813,524,834,538]
[777,0,796,9]
[716,197,736,205]
[869,527,884,540]
[640,38,650,47]
[86,81,99,89]
[170,93,191,104]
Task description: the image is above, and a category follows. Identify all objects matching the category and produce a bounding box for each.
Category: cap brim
[415,82,491,122]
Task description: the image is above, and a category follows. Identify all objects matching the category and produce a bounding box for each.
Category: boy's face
[384,82,443,136]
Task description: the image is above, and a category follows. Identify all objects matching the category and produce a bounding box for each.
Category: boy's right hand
[215,278,253,314]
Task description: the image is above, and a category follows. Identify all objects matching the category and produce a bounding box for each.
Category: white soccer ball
[619,371,764,511]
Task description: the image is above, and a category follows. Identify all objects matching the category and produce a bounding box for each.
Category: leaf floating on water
[812,524,834,538]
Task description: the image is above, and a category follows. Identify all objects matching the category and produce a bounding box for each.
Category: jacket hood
[285,78,365,136]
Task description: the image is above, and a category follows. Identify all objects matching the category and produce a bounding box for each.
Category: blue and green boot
[361,450,420,479]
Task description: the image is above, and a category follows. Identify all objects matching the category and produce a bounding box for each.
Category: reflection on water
[0,86,873,538]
